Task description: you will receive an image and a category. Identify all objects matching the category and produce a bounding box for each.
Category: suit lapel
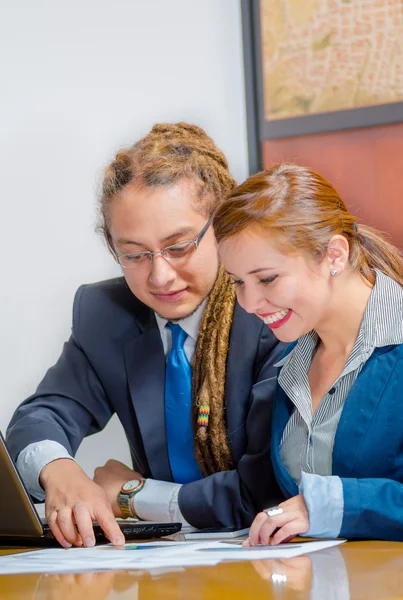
[332,345,400,477]
[124,309,173,482]
[271,384,299,497]
[223,305,249,459]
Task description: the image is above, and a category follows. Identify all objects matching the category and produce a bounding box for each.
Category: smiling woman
[215,163,403,342]
[213,163,403,544]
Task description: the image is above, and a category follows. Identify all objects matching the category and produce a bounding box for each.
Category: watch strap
[118,478,146,519]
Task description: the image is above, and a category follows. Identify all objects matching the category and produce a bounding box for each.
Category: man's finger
[56,506,82,546]
[73,504,97,547]
[47,509,73,548]
[95,505,125,546]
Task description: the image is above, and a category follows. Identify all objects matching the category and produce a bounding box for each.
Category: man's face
[107,179,219,320]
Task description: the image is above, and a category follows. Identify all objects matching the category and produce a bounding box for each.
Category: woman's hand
[245,494,309,546]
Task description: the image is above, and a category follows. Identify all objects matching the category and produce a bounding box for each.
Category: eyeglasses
[114,212,214,269]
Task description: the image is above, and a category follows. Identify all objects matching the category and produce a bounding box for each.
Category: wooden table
[1,541,403,599]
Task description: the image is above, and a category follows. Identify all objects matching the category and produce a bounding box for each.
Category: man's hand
[93,459,143,518]
[40,459,125,548]
[245,494,309,546]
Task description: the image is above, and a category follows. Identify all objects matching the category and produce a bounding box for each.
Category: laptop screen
[0,431,44,537]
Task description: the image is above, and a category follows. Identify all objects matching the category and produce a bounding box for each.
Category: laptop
[0,432,181,546]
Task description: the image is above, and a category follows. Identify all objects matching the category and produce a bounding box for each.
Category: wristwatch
[118,478,145,519]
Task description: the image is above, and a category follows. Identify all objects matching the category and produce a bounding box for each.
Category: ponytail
[350,224,403,286]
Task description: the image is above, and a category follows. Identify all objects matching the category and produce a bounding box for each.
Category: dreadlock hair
[98,122,237,476]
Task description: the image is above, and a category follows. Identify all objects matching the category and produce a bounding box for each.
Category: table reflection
[1,541,403,599]
[34,571,117,600]
[252,546,349,599]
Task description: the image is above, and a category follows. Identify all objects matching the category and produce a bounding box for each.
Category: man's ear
[326,234,349,275]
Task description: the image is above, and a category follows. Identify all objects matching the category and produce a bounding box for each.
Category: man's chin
[155,297,206,322]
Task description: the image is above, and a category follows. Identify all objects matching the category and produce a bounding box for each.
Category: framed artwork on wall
[242,0,403,173]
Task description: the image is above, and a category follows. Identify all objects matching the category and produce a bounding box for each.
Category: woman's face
[218,229,335,342]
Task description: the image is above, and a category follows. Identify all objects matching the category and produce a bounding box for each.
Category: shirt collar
[154,298,208,343]
[274,332,316,369]
[360,269,403,349]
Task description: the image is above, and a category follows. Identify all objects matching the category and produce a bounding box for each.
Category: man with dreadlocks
[7,123,284,548]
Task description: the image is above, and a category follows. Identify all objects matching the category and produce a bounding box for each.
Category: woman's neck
[315,272,374,357]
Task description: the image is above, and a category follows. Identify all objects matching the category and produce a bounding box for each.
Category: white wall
[0,0,248,476]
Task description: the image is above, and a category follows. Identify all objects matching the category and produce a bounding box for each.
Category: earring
[331,269,338,276]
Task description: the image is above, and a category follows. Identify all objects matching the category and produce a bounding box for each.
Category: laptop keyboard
[40,518,180,540]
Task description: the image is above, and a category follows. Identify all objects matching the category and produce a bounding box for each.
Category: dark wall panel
[262,123,403,248]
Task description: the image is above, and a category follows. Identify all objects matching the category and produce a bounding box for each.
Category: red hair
[213,163,403,286]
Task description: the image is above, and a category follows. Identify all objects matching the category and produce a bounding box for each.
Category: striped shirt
[277,269,403,485]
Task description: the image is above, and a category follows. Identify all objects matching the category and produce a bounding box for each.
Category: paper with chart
[0,539,345,575]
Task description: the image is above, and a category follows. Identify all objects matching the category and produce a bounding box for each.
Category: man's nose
[148,255,177,288]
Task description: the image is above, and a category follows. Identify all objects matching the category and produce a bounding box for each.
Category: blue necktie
[165,323,203,483]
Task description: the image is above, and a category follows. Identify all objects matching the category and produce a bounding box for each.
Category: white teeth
[262,309,289,324]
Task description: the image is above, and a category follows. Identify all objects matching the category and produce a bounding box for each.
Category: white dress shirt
[16,299,207,525]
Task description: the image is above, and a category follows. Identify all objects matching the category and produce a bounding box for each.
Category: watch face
[121,479,141,493]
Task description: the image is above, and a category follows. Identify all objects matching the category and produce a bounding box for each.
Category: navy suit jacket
[7,278,285,527]
[271,341,403,541]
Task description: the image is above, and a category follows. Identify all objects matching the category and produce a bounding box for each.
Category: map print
[260,0,403,120]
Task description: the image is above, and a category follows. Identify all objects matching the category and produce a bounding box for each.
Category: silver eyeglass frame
[111,212,214,269]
